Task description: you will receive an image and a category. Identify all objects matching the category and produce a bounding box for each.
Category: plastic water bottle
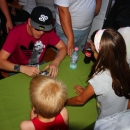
[70,47,79,70]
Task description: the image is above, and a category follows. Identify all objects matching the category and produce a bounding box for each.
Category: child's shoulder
[20,120,35,130]
[92,70,111,82]
[60,107,69,125]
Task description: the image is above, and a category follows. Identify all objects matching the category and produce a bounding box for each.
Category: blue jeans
[94,110,130,130]
[55,23,92,51]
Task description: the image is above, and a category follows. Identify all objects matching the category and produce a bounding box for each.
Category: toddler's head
[30,75,67,118]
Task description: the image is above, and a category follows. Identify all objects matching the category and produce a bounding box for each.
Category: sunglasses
[31,25,44,31]
[34,28,43,31]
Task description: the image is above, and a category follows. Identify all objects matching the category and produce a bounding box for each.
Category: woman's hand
[74,85,85,95]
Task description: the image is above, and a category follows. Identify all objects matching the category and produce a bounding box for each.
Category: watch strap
[14,65,21,72]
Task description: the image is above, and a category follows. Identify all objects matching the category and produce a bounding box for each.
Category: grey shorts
[94,110,130,130]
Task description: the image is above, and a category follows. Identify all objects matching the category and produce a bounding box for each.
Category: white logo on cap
[39,15,48,22]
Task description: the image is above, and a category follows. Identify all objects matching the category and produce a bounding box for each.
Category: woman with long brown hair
[66,28,130,130]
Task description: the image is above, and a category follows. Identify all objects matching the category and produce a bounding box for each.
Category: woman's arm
[66,84,95,106]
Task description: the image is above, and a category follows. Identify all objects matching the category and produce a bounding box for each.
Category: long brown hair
[88,28,130,99]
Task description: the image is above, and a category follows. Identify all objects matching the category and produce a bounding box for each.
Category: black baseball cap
[30,6,53,31]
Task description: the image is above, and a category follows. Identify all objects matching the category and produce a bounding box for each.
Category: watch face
[14,65,20,72]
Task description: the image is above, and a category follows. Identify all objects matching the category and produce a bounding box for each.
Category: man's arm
[43,40,67,78]
[53,40,67,66]
[0,49,40,77]
[95,0,102,16]
[58,6,74,56]
[0,0,13,33]
[0,50,19,72]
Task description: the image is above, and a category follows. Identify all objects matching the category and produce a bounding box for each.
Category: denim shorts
[55,23,92,51]
[94,110,130,130]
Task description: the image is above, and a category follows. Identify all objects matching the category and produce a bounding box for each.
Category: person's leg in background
[74,24,92,51]
[55,22,68,44]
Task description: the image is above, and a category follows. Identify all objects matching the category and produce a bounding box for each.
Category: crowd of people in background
[0,0,130,130]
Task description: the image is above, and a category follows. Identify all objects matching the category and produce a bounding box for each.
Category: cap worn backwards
[30,6,53,31]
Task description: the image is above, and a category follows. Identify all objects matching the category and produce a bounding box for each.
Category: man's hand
[6,19,13,33]
[43,40,67,78]
[20,65,40,77]
[42,61,59,78]
[67,40,74,57]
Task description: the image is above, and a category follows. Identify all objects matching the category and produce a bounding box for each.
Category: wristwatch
[14,65,21,72]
